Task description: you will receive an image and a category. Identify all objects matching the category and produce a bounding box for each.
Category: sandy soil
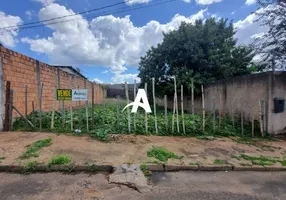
[0,132,285,166]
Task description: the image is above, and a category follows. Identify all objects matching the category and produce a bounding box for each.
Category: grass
[280,160,286,166]
[240,154,281,166]
[147,147,183,162]
[48,155,71,166]
[19,138,52,160]
[0,157,5,160]
[231,155,241,160]
[140,164,152,177]
[24,161,39,173]
[12,102,265,139]
[240,163,252,166]
[213,159,226,165]
[189,162,199,166]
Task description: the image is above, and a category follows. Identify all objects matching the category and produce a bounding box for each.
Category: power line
[0,0,177,33]
[0,0,136,31]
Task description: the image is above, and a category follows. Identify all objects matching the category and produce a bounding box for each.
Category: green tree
[253,2,286,70]
[138,18,257,97]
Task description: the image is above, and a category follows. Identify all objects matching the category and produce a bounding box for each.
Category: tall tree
[139,18,256,97]
[253,2,286,70]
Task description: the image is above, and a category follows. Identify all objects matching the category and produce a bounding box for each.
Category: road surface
[0,171,286,200]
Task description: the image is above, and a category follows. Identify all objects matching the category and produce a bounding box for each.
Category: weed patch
[89,127,109,142]
[19,138,52,160]
[241,154,281,166]
[48,155,71,166]
[140,164,152,177]
[24,161,39,173]
[0,157,5,160]
[147,147,183,162]
[189,162,199,166]
[280,160,286,166]
[213,159,226,165]
[231,155,241,160]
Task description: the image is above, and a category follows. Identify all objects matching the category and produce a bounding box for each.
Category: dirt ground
[0,132,286,166]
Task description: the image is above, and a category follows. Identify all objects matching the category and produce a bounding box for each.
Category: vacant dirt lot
[0,132,285,166]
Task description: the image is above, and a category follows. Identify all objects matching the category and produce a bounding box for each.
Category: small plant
[189,162,199,166]
[231,155,241,160]
[24,161,39,173]
[48,155,71,166]
[140,164,152,177]
[213,159,226,165]
[0,156,5,160]
[280,160,286,166]
[89,127,109,142]
[19,138,52,160]
[147,147,183,162]
[86,164,98,172]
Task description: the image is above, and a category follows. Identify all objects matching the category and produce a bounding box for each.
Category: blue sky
[0,0,260,83]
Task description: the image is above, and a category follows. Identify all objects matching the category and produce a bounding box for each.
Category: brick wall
[0,45,104,119]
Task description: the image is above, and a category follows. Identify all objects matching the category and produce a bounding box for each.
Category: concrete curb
[146,164,286,172]
[0,164,114,173]
[0,164,286,173]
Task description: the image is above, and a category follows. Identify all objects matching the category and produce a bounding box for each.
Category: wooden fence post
[174,76,179,133]
[152,78,158,134]
[201,85,205,132]
[51,88,56,129]
[125,82,131,133]
[70,77,74,131]
[85,80,89,132]
[134,79,137,131]
[25,85,28,117]
[181,85,185,135]
[144,83,148,134]
[91,82,95,130]
[219,94,222,133]
[4,81,11,131]
[9,89,14,130]
[191,79,194,115]
[117,95,120,131]
[164,95,168,132]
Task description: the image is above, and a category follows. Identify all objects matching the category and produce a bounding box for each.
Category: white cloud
[0,12,22,47]
[92,78,104,84]
[125,0,151,6]
[195,0,222,5]
[234,9,267,45]
[182,0,191,2]
[25,10,34,20]
[245,0,256,6]
[21,2,208,80]
[111,73,141,83]
[102,70,109,74]
[32,0,56,6]
[231,11,235,15]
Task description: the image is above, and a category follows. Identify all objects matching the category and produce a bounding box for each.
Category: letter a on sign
[122,89,152,113]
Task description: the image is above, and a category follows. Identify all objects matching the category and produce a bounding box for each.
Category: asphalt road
[0,171,285,200]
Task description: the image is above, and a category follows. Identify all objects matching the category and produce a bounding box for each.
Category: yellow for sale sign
[57,89,72,101]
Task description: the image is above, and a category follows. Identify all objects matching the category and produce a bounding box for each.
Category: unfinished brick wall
[0,45,104,118]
